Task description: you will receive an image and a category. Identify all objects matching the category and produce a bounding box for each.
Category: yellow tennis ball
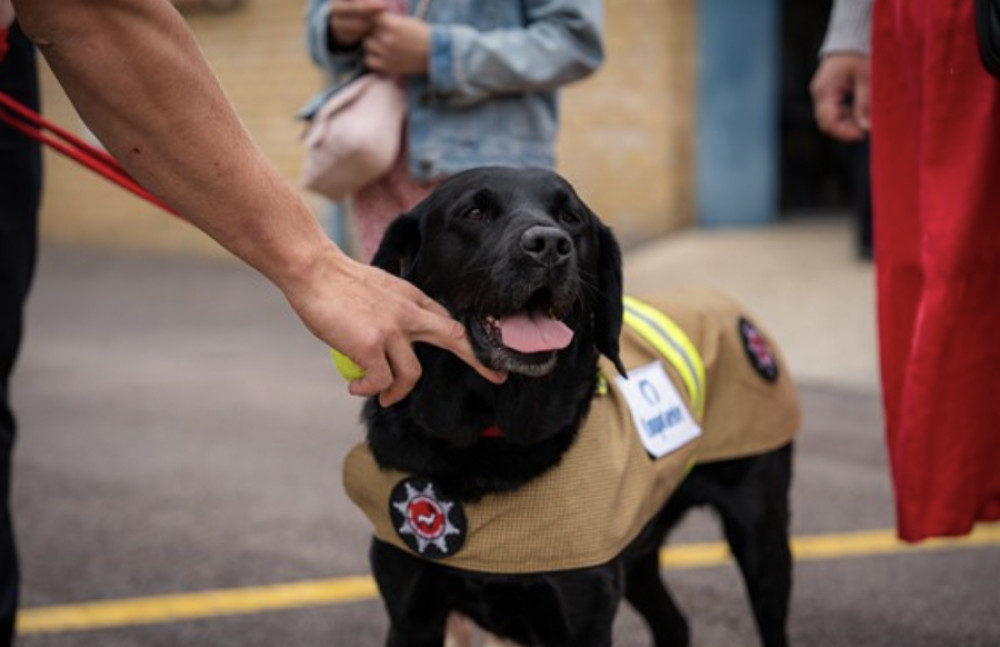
[330,348,366,381]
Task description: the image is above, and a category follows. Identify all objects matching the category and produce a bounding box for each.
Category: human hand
[287,250,506,407]
[810,52,870,142]
[363,12,430,76]
[329,0,385,48]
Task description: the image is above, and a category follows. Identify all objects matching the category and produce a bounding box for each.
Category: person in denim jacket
[304,0,604,260]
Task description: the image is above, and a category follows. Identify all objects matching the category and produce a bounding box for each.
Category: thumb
[414,310,507,385]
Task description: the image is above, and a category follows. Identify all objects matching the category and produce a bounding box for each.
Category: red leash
[0,89,177,216]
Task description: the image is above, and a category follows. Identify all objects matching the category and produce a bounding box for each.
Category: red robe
[871,0,1000,541]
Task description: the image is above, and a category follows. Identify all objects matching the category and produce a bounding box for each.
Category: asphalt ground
[10,217,1000,646]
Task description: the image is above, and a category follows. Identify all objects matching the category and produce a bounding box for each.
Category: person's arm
[819,0,871,56]
[810,0,872,142]
[363,0,603,107]
[429,0,603,105]
[11,0,503,405]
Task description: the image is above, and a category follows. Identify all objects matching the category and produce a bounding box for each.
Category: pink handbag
[300,0,430,202]
[300,73,406,202]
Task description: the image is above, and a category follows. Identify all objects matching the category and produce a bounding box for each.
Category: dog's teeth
[481,315,502,344]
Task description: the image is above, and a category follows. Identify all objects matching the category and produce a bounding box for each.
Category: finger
[387,278,507,385]
[813,100,835,135]
[333,15,370,30]
[377,337,424,407]
[367,265,449,317]
[363,50,386,72]
[824,108,865,141]
[829,120,865,142]
[372,10,398,28]
[400,280,456,319]
[331,12,378,45]
[331,0,385,18]
[812,89,842,133]
[347,350,393,398]
[332,22,368,44]
[814,93,864,142]
[362,37,388,70]
[413,311,507,385]
[853,74,871,132]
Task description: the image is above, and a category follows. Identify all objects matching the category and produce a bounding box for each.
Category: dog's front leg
[371,540,453,647]
[624,548,690,647]
[555,568,623,647]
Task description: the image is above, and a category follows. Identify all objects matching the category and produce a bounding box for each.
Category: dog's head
[372,166,625,378]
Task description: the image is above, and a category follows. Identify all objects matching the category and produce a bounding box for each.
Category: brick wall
[35,0,695,257]
[558,0,696,247]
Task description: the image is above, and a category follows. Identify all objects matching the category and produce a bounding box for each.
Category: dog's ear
[593,222,627,377]
[370,211,422,278]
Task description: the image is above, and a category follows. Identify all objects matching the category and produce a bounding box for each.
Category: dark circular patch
[738,317,779,383]
[388,477,467,559]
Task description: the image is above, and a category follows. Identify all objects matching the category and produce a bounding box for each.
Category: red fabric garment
[871,0,1000,541]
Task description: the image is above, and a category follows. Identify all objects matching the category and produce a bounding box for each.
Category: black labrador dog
[346,166,796,647]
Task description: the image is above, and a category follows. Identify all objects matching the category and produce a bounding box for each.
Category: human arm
[427,0,603,106]
[309,0,604,105]
[809,0,872,142]
[11,0,503,405]
[355,0,603,106]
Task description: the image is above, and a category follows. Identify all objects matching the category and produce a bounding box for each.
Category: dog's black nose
[520,226,573,267]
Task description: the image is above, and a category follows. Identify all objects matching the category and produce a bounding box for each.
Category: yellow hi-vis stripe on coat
[622,296,706,419]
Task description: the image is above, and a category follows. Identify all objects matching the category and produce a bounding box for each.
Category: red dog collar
[479,425,504,439]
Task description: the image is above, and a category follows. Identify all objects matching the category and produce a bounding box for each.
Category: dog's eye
[558,209,581,225]
[462,207,487,222]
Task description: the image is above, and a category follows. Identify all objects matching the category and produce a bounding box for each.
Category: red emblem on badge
[406,496,445,539]
[389,478,466,558]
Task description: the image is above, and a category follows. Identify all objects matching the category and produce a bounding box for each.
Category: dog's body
[349,167,800,647]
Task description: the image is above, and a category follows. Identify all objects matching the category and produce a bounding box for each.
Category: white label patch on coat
[615,361,702,459]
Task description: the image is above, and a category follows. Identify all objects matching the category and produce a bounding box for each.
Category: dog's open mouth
[468,289,575,377]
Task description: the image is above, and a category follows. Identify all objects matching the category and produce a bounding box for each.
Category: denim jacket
[303,0,604,182]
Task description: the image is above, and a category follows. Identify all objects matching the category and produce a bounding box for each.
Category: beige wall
[559,0,696,248]
[35,0,695,257]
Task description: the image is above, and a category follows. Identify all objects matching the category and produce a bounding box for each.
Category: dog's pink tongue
[498,312,574,353]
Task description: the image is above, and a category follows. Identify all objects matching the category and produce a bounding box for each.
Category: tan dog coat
[343,287,800,574]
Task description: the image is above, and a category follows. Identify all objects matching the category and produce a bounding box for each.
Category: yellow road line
[17,576,378,635]
[659,522,1000,569]
[17,524,1000,635]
